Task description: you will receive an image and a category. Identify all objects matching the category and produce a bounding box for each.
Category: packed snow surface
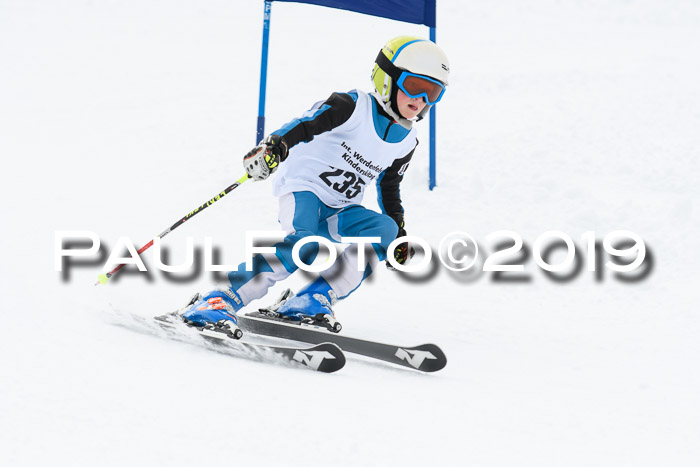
[2,0,699,465]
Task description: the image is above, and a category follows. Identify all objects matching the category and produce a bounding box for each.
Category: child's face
[396,89,427,120]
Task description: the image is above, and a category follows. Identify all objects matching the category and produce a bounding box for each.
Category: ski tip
[296,342,346,373]
[395,343,447,372]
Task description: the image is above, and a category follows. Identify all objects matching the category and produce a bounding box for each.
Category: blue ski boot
[182,289,245,339]
[272,283,342,333]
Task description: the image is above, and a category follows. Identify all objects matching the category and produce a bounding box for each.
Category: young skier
[181,36,450,336]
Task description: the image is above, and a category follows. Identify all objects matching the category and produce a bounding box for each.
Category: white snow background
[1,0,699,465]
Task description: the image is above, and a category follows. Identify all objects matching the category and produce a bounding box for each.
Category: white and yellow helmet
[371,36,450,118]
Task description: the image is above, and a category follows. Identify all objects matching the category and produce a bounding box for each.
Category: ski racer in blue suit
[182,36,450,336]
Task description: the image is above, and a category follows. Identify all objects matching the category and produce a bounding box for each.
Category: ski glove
[243,134,288,181]
[387,226,415,270]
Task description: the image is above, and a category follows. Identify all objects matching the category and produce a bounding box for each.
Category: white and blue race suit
[228,89,418,306]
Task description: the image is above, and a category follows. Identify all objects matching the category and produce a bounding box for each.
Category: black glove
[243,135,288,181]
[387,225,415,270]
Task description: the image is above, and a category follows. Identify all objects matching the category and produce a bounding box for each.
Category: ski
[238,312,447,372]
[153,313,346,373]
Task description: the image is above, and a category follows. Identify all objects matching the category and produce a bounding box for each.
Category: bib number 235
[319,168,366,199]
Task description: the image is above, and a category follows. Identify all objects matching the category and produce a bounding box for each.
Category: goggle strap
[375,50,403,82]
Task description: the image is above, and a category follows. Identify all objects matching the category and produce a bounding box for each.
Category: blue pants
[227,191,399,306]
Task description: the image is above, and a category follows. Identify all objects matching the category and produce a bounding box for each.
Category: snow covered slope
[1,0,699,465]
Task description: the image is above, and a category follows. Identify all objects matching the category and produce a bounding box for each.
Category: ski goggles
[395,72,446,105]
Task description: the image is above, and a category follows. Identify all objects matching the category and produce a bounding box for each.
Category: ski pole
[96,173,250,285]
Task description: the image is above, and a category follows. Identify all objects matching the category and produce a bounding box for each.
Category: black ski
[238,312,447,372]
[154,313,345,373]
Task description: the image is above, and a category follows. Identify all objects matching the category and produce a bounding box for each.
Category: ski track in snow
[2,0,699,466]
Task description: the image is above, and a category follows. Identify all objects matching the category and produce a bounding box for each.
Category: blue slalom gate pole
[257,1,272,144]
[428,26,437,190]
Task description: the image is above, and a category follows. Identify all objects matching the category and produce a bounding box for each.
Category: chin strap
[370,92,414,130]
[415,104,431,121]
